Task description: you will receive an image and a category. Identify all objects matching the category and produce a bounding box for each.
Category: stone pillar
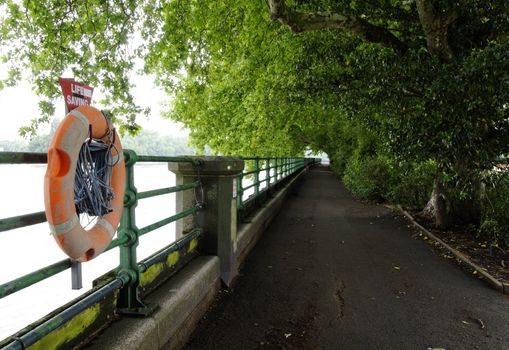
[168,157,244,286]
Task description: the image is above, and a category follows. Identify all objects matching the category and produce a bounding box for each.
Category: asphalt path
[184,166,509,350]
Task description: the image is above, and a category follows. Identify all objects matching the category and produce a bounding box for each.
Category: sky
[0,66,189,141]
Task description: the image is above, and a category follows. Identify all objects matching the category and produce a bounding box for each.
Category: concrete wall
[236,170,305,268]
[86,256,220,350]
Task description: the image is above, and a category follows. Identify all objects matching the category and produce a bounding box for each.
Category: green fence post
[273,158,277,185]
[280,158,284,181]
[117,150,155,316]
[254,159,260,199]
[276,158,280,183]
[265,158,270,191]
[236,171,244,210]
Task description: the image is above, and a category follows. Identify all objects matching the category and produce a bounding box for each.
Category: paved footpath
[184,166,509,350]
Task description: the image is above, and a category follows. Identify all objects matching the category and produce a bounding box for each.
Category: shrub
[343,156,392,202]
[388,161,435,210]
[330,149,351,177]
[479,171,509,248]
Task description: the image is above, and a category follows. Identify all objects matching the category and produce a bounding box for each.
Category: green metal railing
[0,150,205,349]
[236,157,320,213]
[0,151,320,349]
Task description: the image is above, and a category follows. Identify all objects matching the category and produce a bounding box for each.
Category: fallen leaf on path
[468,317,485,329]
[284,333,292,338]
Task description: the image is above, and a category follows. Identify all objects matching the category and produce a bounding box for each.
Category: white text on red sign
[71,83,93,98]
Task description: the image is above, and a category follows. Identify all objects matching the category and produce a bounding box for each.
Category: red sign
[59,78,94,112]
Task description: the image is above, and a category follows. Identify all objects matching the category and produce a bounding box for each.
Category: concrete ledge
[236,169,307,267]
[86,256,220,350]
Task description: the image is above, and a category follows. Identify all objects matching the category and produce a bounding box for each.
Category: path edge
[386,205,509,295]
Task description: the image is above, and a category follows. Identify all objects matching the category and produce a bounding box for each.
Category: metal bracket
[71,260,83,290]
[117,303,158,317]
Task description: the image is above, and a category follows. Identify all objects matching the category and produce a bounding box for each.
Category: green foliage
[479,171,509,248]
[121,130,201,156]
[343,156,392,202]
[387,161,435,209]
[0,0,146,137]
[0,139,26,152]
[340,155,435,209]
[0,128,197,156]
[1,0,509,227]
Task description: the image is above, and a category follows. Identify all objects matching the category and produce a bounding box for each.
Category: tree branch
[415,0,457,63]
[268,0,407,53]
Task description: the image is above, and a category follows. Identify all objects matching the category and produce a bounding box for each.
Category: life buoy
[44,105,125,262]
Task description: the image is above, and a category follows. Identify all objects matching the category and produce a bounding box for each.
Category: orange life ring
[44,105,125,262]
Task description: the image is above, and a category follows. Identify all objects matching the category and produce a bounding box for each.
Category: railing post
[169,157,244,286]
[265,158,270,191]
[236,171,244,211]
[273,158,277,184]
[254,159,260,199]
[275,158,280,184]
[117,150,155,316]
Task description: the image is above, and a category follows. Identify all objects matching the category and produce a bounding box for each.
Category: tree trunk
[421,171,448,229]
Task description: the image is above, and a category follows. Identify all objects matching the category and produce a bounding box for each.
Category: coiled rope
[74,138,116,219]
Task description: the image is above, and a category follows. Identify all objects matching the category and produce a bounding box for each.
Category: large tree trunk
[421,171,448,229]
[421,166,483,229]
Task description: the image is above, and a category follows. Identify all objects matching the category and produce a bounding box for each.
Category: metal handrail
[0,151,319,348]
[236,157,320,210]
[0,149,204,304]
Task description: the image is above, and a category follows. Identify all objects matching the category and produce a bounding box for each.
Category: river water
[0,161,259,340]
[0,163,180,339]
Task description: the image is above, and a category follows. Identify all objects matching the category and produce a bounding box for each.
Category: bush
[330,149,351,177]
[388,161,435,209]
[342,155,435,209]
[343,156,392,202]
[479,171,509,248]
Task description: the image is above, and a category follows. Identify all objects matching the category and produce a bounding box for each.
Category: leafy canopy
[0,0,508,170]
